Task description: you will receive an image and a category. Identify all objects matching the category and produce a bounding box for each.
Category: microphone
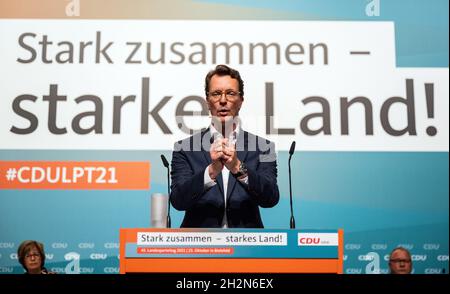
[160,154,171,228]
[288,141,296,229]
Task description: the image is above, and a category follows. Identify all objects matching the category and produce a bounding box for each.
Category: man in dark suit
[170,64,279,228]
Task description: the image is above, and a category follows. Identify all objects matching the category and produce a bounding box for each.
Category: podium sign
[120,228,343,274]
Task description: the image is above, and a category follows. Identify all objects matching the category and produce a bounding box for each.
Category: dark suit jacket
[170,128,279,228]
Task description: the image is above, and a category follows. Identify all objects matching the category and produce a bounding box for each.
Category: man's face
[207,75,243,125]
[389,250,412,274]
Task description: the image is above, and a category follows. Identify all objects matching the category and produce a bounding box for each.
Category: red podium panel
[120,228,344,274]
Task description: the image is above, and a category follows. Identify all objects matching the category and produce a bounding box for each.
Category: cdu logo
[437,255,449,261]
[423,243,440,250]
[346,268,362,274]
[345,244,361,250]
[52,242,68,249]
[78,242,95,249]
[397,244,414,250]
[90,253,107,260]
[412,254,427,261]
[0,243,14,249]
[104,242,119,249]
[371,244,387,250]
[299,237,320,245]
[50,267,66,274]
[358,254,375,261]
[425,268,443,274]
[0,267,14,273]
[104,267,120,274]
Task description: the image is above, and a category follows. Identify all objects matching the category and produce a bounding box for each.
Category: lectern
[120,228,343,274]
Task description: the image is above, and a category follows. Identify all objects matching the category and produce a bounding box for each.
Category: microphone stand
[289,141,296,229]
[161,155,171,228]
[166,164,171,228]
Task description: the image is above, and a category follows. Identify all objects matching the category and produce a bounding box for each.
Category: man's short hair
[389,246,412,260]
[204,64,244,98]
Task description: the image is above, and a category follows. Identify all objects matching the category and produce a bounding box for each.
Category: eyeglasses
[207,90,241,102]
[390,259,411,264]
[25,253,41,259]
